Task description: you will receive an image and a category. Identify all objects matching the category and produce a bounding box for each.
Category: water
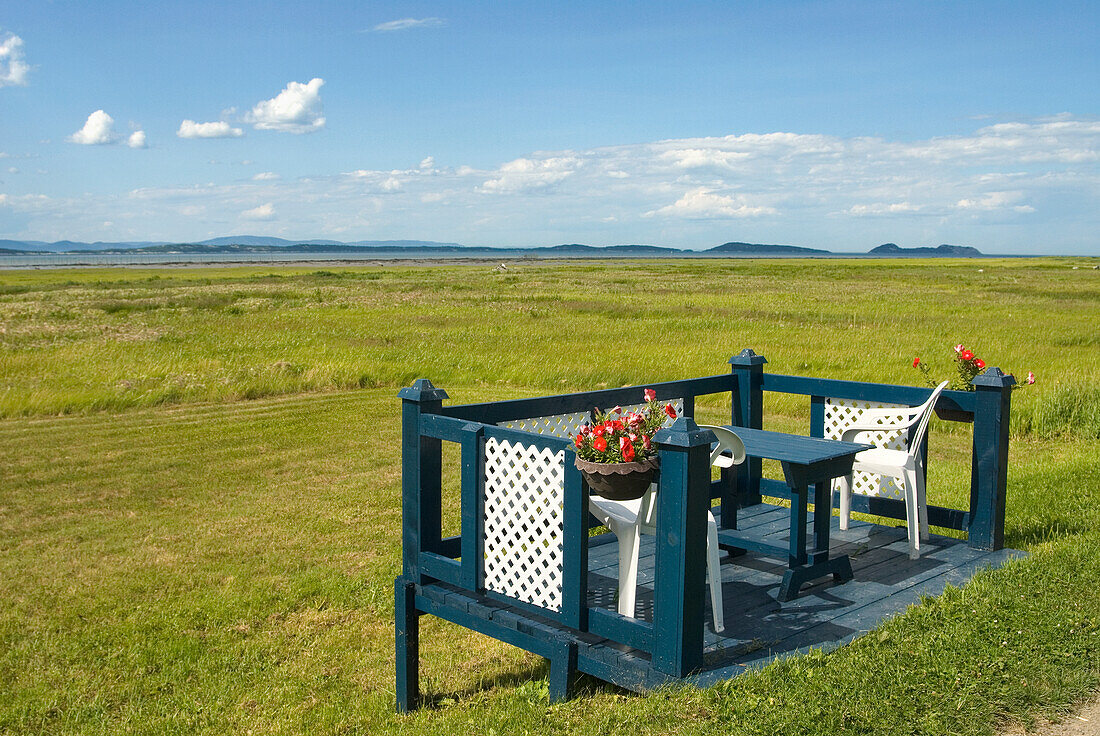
[0,249,880,268]
[0,250,519,267]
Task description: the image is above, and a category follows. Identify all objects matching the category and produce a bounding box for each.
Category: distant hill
[0,236,995,259]
[0,237,463,253]
[706,241,829,255]
[0,239,172,252]
[869,243,983,257]
[70,241,473,255]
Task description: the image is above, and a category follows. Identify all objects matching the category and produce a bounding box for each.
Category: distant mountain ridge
[0,236,465,253]
[709,241,828,255]
[0,236,985,257]
[869,243,983,257]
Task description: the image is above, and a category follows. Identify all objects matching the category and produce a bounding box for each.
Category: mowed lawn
[1,259,1098,735]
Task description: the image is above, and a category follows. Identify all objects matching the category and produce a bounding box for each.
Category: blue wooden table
[717,426,871,601]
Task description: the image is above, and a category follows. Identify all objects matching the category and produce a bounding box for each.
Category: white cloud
[419,156,435,170]
[847,201,921,216]
[69,110,116,145]
[645,187,778,219]
[0,31,29,87]
[127,130,147,149]
[245,78,325,134]
[252,171,279,181]
[8,116,1100,253]
[481,156,580,193]
[241,203,276,220]
[660,148,753,170]
[955,191,1024,211]
[372,17,444,32]
[177,120,244,139]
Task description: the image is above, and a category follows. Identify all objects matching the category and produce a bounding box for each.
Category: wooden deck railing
[395,349,1014,709]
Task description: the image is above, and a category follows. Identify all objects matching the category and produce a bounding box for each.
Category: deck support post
[968,368,1014,551]
[728,349,767,516]
[395,578,420,712]
[548,639,579,703]
[652,417,713,677]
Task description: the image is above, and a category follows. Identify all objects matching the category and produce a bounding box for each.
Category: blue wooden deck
[582,502,1023,690]
[398,364,1020,709]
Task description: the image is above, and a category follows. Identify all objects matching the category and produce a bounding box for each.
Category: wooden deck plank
[582,503,1023,673]
[417,502,1025,695]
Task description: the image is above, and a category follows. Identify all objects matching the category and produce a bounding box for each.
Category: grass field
[1,259,1098,735]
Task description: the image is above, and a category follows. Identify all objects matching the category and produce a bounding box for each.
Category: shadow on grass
[1005,520,1095,549]
[419,661,633,709]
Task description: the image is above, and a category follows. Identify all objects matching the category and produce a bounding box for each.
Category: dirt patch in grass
[1001,693,1100,735]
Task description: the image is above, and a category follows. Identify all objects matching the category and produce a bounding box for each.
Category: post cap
[653,416,713,448]
[398,378,449,402]
[729,348,768,367]
[971,367,1016,389]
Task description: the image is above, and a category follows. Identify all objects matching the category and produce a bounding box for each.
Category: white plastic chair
[836,380,949,559]
[587,425,745,633]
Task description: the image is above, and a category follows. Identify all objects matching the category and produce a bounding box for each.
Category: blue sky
[1,1,1098,253]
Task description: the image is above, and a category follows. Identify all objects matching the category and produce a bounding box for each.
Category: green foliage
[0,259,1096,432]
[574,396,672,463]
[1,258,1099,734]
[914,343,1034,392]
[1014,383,1100,440]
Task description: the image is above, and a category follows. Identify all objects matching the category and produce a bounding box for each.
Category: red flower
[643,388,657,402]
[1026,371,1036,385]
[664,403,677,419]
[642,435,652,450]
[974,358,985,369]
[611,419,624,431]
[960,349,974,361]
[913,357,921,368]
[574,434,583,449]
[593,436,607,452]
[620,436,635,461]
[610,405,622,415]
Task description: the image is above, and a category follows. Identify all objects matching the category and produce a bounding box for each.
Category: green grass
[2,260,1097,429]
[1,259,1099,735]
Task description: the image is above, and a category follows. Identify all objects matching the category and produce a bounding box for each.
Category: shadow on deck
[586,502,1025,688]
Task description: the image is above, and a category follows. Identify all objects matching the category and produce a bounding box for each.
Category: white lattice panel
[824,398,908,500]
[482,437,565,612]
[498,412,589,440]
[497,397,684,439]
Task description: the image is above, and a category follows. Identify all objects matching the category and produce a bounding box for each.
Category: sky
[0,1,1098,253]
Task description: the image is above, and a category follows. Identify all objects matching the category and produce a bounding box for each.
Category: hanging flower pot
[575,455,658,501]
[572,388,674,501]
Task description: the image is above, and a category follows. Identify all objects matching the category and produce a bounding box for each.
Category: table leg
[777,478,853,602]
[788,483,808,568]
[719,464,739,531]
[811,481,831,565]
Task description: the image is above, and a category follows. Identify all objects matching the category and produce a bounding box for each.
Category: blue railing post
[651,417,712,678]
[395,378,448,713]
[968,368,1015,551]
[729,349,767,510]
[560,459,589,632]
[394,578,419,712]
[398,379,449,579]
